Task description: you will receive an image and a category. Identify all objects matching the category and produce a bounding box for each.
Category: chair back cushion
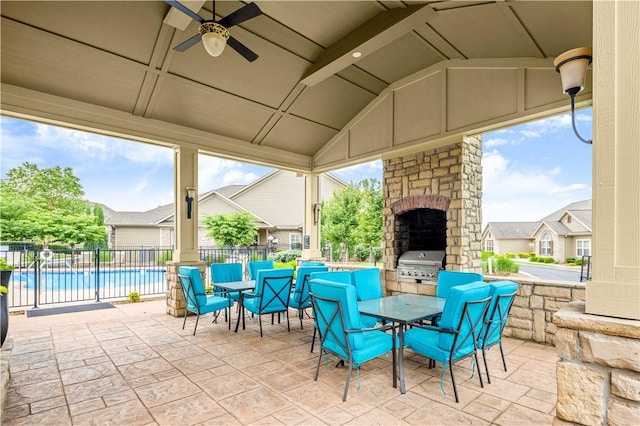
[290,266,329,308]
[309,279,363,353]
[482,281,518,347]
[436,271,484,298]
[437,281,491,356]
[351,268,383,301]
[309,271,352,285]
[178,266,206,308]
[301,261,325,267]
[253,268,294,313]
[247,260,275,280]
[211,263,243,284]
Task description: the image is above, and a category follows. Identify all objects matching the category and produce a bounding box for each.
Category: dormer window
[567,216,572,224]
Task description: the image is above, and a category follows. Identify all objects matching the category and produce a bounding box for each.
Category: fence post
[95,249,101,302]
[33,250,39,309]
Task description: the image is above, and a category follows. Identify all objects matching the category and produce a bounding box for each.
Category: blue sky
[0,109,591,226]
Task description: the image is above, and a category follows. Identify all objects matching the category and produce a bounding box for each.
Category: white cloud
[484,137,511,148]
[332,160,382,183]
[481,149,591,226]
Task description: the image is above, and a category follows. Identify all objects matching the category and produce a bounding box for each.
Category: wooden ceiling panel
[150,79,272,143]
[0,1,165,64]
[355,32,443,84]
[511,1,593,57]
[430,3,540,58]
[261,116,338,157]
[0,18,144,112]
[288,77,376,129]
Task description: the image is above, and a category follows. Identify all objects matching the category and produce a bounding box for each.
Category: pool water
[21,269,167,290]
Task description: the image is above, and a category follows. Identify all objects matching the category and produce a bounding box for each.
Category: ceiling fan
[165,0,262,62]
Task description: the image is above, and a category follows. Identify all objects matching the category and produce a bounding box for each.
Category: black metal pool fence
[0,246,271,309]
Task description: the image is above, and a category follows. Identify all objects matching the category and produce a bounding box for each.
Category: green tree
[202,211,258,248]
[355,178,383,262]
[0,162,107,248]
[321,185,362,261]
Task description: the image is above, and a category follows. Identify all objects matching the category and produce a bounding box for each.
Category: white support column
[587,0,640,320]
[302,173,322,259]
[173,146,199,263]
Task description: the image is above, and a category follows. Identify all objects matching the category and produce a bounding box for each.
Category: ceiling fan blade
[174,33,202,52]
[165,0,205,24]
[217,2,262,28]
[227,36,258,62]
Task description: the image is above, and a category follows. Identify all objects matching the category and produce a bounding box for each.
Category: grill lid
[398,250,445,266]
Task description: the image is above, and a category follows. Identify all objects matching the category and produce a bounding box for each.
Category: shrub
[274,260,297,270]
[354,245,383,262]
[565,257,576,264]
[528,252,536,258]
[272,250,301,263]
[543,257,555,263]
[505,252,516,258]
[205,285,213,294]
[575,258,583,265]
[127,291,140,303]
[518,252,530,258]
[530,256,538,262]
[481,251,495,261]
[493,255,519,274]
[156,250,173,265]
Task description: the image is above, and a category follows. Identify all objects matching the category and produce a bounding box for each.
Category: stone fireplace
[382,136,483,294]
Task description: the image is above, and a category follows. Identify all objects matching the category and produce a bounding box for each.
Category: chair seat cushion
[404,327,451,363]
[289,291,311,309]
[244,295,286,314]
[350,330,392,365]
[189,295,232,315]
[359,314,378,329]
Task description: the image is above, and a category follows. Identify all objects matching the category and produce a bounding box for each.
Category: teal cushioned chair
[479,280,518,383]
[430,271,485,326]
[247,260,275,280]
[403,281,492,403]
[301,261,325,267]
[309,279,394,402]
[244,268,294,337]
[289,265,328,329]
[308,270,353,352]
[178,266,233,335]
[210,262,242,303]
[351,268,384,328]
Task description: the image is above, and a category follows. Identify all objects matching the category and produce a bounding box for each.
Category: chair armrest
[244,292,259,298]
[406,322,458,335]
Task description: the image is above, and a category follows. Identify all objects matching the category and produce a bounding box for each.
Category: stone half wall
[382,136,483,290]
[553,302,640,426]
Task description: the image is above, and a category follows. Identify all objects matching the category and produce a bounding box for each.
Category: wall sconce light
[185,187,197,219]
[313,203,321,225]
[554,47,593,144]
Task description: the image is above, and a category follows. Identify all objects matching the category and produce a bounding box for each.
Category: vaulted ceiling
[0,1,593,172]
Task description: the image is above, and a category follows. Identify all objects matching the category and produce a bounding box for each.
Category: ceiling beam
[300,4,437,87]
[163,0,206,31]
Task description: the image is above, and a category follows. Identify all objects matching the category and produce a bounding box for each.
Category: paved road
[517,263,585,282]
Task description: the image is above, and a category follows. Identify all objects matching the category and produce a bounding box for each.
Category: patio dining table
[213,280,255,333]
[358,294,446,394]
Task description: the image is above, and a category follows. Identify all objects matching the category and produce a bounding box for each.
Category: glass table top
[213,280,255,291]
[358,294,446,323]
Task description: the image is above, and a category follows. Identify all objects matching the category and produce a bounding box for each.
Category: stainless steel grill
[397,250,445,282]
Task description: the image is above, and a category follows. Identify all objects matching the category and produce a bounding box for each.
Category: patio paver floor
[1,300,558,425]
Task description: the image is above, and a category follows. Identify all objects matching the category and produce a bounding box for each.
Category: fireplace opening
[396,208,447,255]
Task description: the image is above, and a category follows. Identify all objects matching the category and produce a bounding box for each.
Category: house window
[577,240,590,256]
[485,240,494,252]
[540,232,553,256]
[567,216,572,224]
[289,233,301,250]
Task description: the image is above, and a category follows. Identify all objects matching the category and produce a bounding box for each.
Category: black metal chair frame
[247,274,293,337]
[409,296,491,403]
[481,290,517,383]
[291,273,314,330]
[178,273,231,335]
[310,292,396,402]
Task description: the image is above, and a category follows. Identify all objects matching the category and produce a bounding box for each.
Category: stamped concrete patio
[1,300,558,425]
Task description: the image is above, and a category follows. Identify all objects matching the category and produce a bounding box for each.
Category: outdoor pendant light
[554,47,593,144]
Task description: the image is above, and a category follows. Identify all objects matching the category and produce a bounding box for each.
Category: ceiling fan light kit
[200,22,229,57]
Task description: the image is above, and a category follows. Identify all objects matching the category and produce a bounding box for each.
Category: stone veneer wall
[386,276,585,345]
[382,136,483,290]
[553,302,640,426]
[165,261,206,317]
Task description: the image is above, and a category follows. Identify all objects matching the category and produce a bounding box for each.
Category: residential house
[481,199,592,263]
[102,170,346,249]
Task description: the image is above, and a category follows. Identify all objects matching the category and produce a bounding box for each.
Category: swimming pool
[20,269,167,291]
